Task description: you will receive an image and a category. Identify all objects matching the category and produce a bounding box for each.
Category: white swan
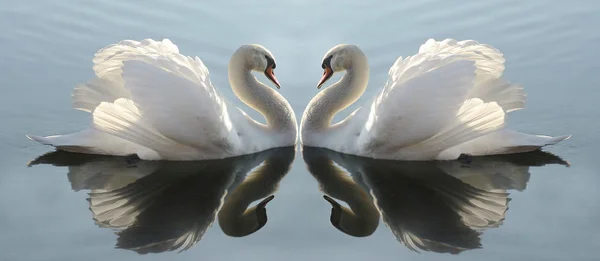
[27,39,297,160]
[300,38,570,160]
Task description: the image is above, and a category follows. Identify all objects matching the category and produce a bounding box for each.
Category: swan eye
[322,55,333,69]
[265,55,276,69]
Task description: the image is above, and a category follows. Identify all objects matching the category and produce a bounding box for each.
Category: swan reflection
[28,146,295,254]
[302,146,569,254]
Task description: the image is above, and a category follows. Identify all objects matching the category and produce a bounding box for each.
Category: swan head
[235,44,281,88]
[317,44,365,89]
[219,194,275,237]
[323,195,377,237]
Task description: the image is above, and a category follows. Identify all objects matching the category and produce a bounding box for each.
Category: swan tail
[405,99,506,159]
[26,133,100,154]
[26,134,97,154]
[439,129,571,158]
[26,129,145,156]
[91,98,197,160]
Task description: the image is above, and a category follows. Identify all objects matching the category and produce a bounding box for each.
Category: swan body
[301,39,570,160]
[27,39,297,160]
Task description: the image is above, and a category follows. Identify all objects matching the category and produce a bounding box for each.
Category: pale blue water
[0,0,599,260]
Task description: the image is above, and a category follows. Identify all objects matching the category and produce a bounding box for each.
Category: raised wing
[86,39,238,158]
[358,45,506,159]
[418,39,526,112]
[72,39,180,112]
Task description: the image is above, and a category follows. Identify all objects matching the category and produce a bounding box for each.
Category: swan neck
[302,53,369,132]
[228,54,296,132]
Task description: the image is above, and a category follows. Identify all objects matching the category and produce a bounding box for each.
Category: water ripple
[1,0,598,105]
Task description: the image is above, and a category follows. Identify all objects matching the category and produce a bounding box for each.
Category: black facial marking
[321,55,333,69]
[265,55,276,70]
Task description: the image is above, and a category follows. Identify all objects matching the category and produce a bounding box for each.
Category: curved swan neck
[302,50,370,131]
[228,51,296,132]
[316,164,379,237]
[217,149,292,237]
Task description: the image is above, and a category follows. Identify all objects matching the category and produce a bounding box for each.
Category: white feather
[358,57,507,160]
[27,39,297,160]
[302,38,569,160]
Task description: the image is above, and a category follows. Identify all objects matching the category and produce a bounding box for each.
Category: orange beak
[317,67,333,89]
[264,67,281,89]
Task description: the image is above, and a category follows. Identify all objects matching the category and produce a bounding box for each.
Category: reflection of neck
[228,52,296,132]
[301,52,369,133]
[218,153,290,237]
[218,192,270,237]
[324,176,379,237]
[306,153,379,237]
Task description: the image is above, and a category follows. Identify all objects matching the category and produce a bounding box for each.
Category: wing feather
[120,59,237,152]
[418,38,526,112]
[79,39,238,158]
[361,57,478,150]
[358,39,510,159]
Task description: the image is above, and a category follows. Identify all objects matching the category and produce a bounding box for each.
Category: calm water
[1,0,599,260]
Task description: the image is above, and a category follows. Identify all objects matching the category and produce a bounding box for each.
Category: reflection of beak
[256,195,275,209]
[264,67,281,89]
[317,67,333,89]
[323,195,341,208]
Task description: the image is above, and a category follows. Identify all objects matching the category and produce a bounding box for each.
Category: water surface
[0,0,598,260]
